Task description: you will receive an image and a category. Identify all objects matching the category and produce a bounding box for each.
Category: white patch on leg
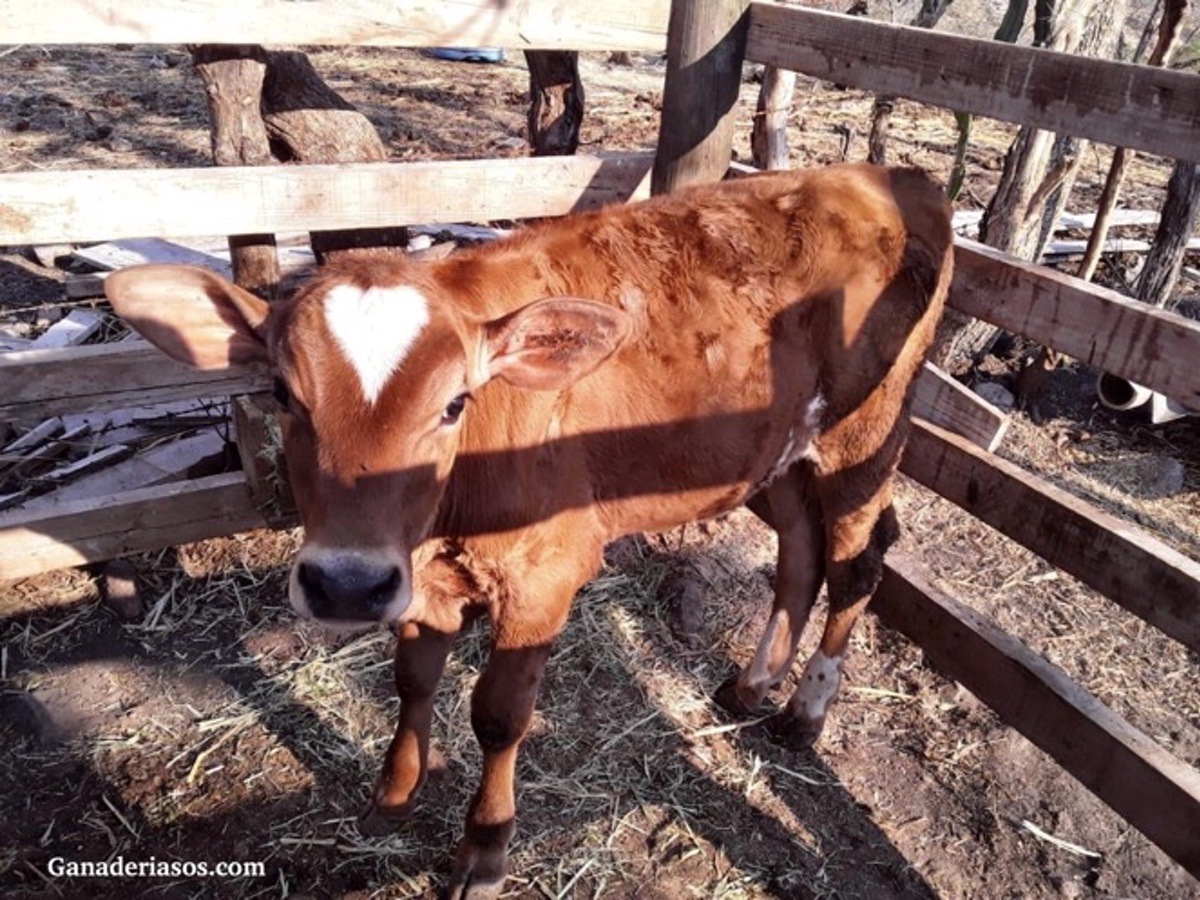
[790,649,843,724]
[324,284,429,404]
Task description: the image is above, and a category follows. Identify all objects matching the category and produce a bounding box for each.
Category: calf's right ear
[104,264,272,369]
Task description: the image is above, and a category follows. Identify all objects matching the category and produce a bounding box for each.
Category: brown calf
[107,163,953,899]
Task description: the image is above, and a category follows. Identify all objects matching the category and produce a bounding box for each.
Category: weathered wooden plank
[911,363,1008,452]
[0,153,655,246]
[28,309,105,350]
[746,3,1200,163]
[653,0,751,195]
[0,473,271,581]
[37,444,134,486]
[900,418,1200,653]
[0,343,268,422]
[74,237,233,276]
[2,419,64,455]
[0,0,670,51]
[1,424,89,480]
[951,238,1200,409]
[874,552,1200,879]
[1044,238,1152,257]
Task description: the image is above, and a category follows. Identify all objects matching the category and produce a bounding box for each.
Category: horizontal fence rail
[0,473,268,580]
[0,0,671,51]
[746,2,1200,163]
[875,552,1200,880]
[901,419,1200,654]
[0,153,654,247]
[951,239,1200,409]
[0,344,268,422]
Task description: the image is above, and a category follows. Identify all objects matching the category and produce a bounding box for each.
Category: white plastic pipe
[1149,392,1192,425]
[1096,373,1152,411]
[1096,373,1193,423]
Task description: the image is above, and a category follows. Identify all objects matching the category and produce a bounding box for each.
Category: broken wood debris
[73,236,234,277]
[0,400,234,517]
[28,308,105,349]
[951,207,1199,261]
[1,422,90,481]
[37,444,134,486]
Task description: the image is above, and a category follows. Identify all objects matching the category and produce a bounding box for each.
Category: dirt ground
[1,46,1198,900]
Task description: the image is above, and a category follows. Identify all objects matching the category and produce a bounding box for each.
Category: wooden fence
[1,0,1198,880]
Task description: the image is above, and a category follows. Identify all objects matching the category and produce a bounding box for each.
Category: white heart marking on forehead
[323,284,430,405]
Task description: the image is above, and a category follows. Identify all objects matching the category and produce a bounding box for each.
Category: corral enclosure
[1,1,1199,898]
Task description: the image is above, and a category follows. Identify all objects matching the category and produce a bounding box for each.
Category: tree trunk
[866,0,955,165]
[1135,160,1200,308]
[1077,0,1187,282]
[190,45,280,299]
[524,51,584,156]
[751,66,796,170]
[260,50,406,262]
[939,0,1129,369]
[982,0,1127,258]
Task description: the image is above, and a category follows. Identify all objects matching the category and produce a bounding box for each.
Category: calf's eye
[441,392,471,426]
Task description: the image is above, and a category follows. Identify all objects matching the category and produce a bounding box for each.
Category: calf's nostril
[366,566,403,612]
[297,557,401,619]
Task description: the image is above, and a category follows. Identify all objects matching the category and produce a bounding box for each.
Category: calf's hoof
[713,674,770,719]
[764,709,825,751]
[358,799,417,836]
[447,821,512,900]
[446,869,506,900]
[447,849,507,900]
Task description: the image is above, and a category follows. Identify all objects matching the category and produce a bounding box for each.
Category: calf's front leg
[447,640,554,900]
[359,621,455,835]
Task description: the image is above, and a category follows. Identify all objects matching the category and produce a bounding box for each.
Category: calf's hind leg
[769,473,901,749]
[715,465,826,717]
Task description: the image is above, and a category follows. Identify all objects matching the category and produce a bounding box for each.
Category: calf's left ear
[483,297,630,391]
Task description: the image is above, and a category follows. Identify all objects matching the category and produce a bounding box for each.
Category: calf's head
[106,262,628,627]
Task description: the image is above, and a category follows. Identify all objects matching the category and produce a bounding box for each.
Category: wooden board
[911,363,1008,452]
[28,309,105,350]
[0,473,273,581]
[1058,210,1161,231]
[74,237,233,276]
[0,0,671,51]
[1044,238,1151,257]
[952,238,1200,409]
[0,343,268,422]
[0,153,654,247]
[1046,236,1200,257]
[900,418,1200,654]
[746,3,1200,163]
[873,552,1200,879]
[652,0,751,194]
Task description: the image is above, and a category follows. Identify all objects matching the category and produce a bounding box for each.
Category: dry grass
[5,473,1197,897]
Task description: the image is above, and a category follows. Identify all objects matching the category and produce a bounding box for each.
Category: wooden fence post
[652,0,751,194]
